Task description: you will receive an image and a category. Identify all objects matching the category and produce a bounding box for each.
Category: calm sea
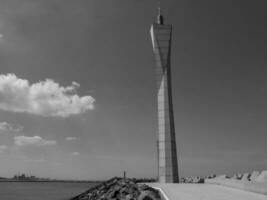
[0,181,97,200]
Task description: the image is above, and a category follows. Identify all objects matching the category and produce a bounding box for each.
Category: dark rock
[139,184,151,191]
[70,177,161,200]
[138,190,160,200]
[125,194,135,200]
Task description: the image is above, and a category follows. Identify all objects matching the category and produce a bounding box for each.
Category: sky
[0,0,266,180]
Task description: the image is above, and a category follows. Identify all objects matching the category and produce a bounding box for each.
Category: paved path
[147,183,267,200]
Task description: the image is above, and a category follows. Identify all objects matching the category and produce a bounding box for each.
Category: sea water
[0,182,97,200]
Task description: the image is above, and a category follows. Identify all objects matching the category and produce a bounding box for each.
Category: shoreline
[0,180,100,183]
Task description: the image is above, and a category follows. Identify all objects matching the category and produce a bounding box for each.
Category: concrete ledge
[205,178,267,195]
[147,183,267,200]
[152,187,169,200]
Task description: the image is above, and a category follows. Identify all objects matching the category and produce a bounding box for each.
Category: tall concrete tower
[150,6,179,183]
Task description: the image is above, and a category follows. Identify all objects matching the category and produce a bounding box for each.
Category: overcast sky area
[0,0,266,180]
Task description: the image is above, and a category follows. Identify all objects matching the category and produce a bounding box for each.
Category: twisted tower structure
[150,6,179,183]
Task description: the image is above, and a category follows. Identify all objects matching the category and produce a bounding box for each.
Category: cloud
[0,74,95,117]
[0,122,23,132]
[0,145,8,153]
[65,137,77,141]
[71,152,80,156]
[14,136,56,147]
[71,82,80,88]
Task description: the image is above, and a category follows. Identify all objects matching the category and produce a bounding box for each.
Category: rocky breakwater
[70,177,161,200]
[179,176,204,184]
[205,170,267,195]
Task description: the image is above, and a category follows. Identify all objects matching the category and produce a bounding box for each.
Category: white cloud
[71,81,80,88]
[0,74,95,117]
[65,137,77,141]
[14,136,56,147]
[0,145,8,153]
[71,152,80,156]
[0,122,23,132]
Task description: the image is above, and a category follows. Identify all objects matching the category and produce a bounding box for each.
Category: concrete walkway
[147,183,267,200]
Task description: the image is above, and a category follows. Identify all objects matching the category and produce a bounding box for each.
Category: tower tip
[157,1,164,25]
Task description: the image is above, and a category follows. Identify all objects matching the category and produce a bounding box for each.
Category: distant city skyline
[0,0,266,180]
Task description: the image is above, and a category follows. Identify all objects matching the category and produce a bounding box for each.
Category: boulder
[138,190,161,200]
[209,174,216,178]
[125,194,135,200]
[255,170,267,183]
[241,173,250,181]
[179,178,186,183]
[249,171,260,181]
[217,174,227,179]
[236,173,242,180]
[231,174,239,180]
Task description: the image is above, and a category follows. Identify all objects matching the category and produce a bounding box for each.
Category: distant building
[13,173,37,181]
[150,7,179,183]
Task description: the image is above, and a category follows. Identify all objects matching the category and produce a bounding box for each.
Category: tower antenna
[158,0,161,16]
[157,0,164,24]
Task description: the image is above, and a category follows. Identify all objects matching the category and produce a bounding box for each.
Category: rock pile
[205,170,267,195]
[70,177,161,200]
[206,170,267,183]
[180,176,204,184]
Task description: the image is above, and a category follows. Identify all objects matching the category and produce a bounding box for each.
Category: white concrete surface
[205,177,267,195]
[147,183,267,200]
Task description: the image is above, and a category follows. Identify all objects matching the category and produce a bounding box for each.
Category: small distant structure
[123,171,126,180]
